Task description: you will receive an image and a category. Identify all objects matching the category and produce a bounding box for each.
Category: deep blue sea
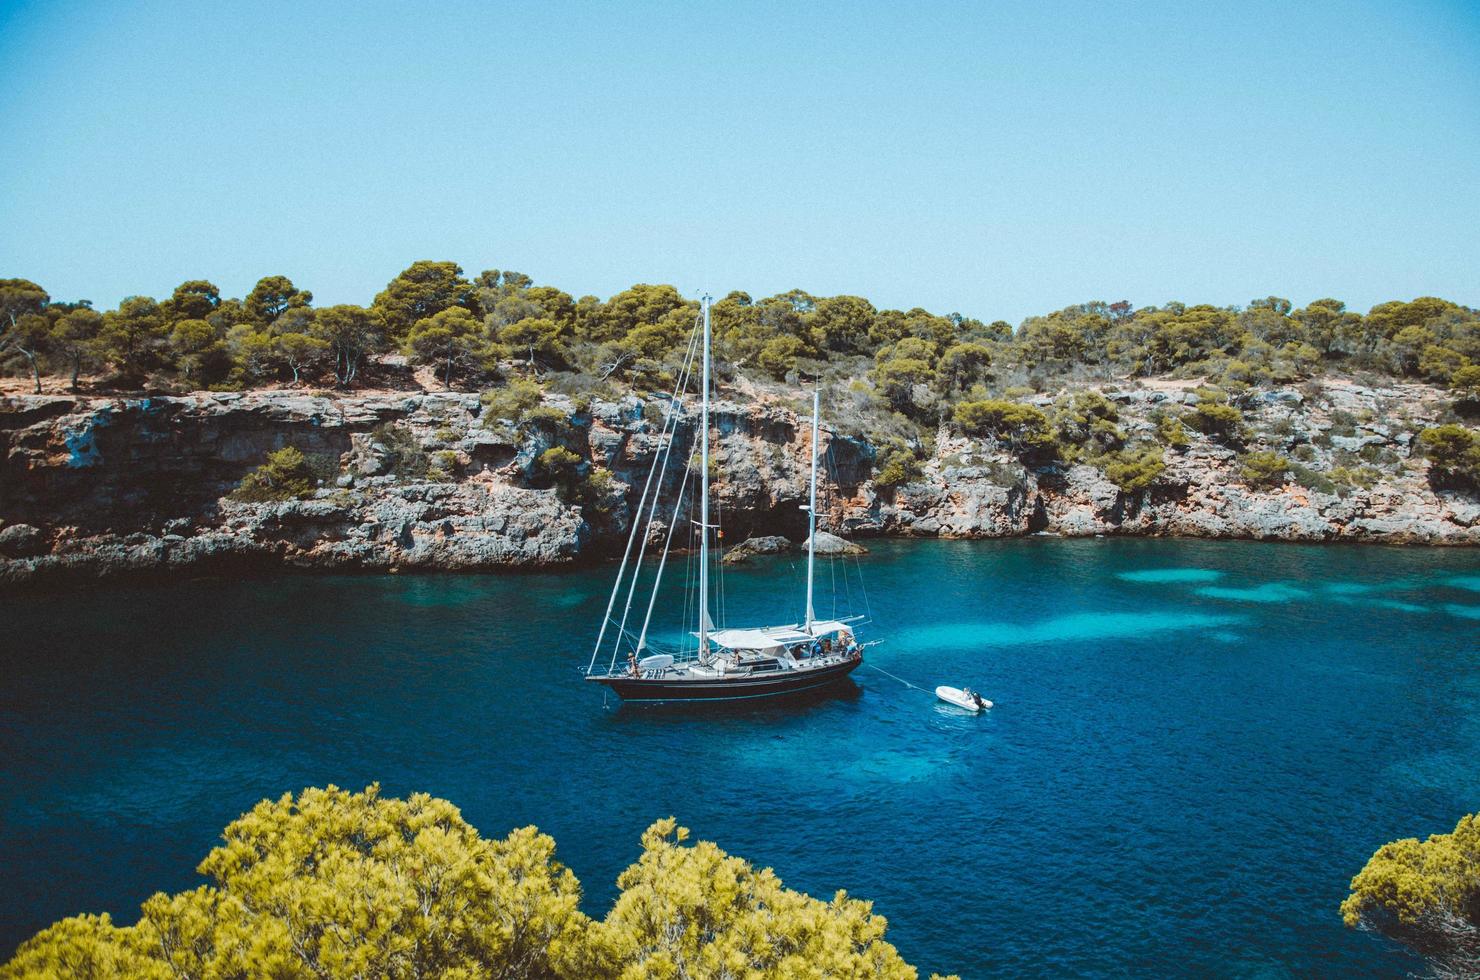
[2,539,1478,976]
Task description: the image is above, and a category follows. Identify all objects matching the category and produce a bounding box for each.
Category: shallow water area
[1,538,1478,977]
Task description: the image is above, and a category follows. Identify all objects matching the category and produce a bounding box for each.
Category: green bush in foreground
[228,446,316,502]
[1341,813,1480,975]
[0,786,955,980]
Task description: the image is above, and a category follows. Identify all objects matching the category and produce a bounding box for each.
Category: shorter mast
[804,382,819,632]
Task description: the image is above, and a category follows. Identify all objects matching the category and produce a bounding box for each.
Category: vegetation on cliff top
[0,785,955,980]
[4,270,1478,498]
[1341,812,1480,976]
[3,271,1477,400]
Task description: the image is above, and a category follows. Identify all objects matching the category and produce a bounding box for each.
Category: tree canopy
[1341,812,1480,975]
[4,264,1475,405]
[1,785,955,980]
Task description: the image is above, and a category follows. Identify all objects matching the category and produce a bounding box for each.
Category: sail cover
[704,627,812,652]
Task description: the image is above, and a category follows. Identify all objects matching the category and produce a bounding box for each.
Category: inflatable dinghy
[936,685,992,711]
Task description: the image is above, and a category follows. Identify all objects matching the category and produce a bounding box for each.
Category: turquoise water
[1,539,1478,976]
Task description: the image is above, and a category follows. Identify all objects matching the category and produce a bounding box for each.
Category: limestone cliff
[1,378,1475,587]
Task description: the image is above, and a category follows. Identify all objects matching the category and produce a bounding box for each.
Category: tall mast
[698,294,712,657]
[805,381,819,632]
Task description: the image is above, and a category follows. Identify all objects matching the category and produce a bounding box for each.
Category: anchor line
[863,661,931,694]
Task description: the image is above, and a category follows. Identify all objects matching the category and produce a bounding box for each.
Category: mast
[805,381,819,632]
[698,294,712,657]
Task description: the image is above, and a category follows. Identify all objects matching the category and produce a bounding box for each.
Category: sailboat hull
[589,657,861,703]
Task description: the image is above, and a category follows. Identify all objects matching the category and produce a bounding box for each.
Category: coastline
[2,380,1476,590]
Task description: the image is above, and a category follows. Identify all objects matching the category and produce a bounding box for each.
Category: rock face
[808,531,868,555]
[0,523,46,558]
[1,378,1475,587]
[723,535,794,564]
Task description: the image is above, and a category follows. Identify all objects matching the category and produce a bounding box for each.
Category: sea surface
[2,539,1478,976]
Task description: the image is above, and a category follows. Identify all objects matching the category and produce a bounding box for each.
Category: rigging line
[857,547,874,622]
[825,439,854,618]
[714,504,723,628]
[597,320,701,672]
[640,455,696,657]
[829,544,837,620]
[588,333,696,674]
[606,326,702,672]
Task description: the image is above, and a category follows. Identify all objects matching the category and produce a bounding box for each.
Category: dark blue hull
[589,657,861,702]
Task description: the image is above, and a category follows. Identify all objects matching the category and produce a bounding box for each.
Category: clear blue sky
[1,0,1477,322]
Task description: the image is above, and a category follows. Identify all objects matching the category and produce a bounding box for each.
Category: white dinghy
[936,685,992,712]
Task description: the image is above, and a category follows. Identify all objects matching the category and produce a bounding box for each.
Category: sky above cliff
[1,0,1477,322]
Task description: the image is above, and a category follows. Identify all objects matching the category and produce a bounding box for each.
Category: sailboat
[584,295,866,703]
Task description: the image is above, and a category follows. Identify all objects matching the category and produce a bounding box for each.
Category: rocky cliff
[1,378,1475,587]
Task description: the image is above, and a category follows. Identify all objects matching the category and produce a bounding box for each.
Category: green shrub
[369,422,429,481]
[230,446,316,502]
[1101,444,1166,493]
[872,439,923,490]
[1152,410,1192,449]
[757,335,808,379]
[1185,391,1245,443]
[481,379,544,429]
[1327,409,1359,437]
[1,786,933,980]
[1450,364,1480,406]
[1239,450,1291,488]
[954,399,1054,456]
[534,446,585,497]
[1341,812,1480,975]
[521,405,571,432]
[1417,424,1480,487]
[1290,463,1338,495]
[1052,391,1124,460]
[429,449,460,480]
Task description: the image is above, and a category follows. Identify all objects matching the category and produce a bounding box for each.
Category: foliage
[501,316,570,371]
[1184,389,1245,443]
[1,785,585,980]
[1340,812,1480,974]
[7,268,1479,436]
[757,334,808,380]
[1239,450,1292,488]
[584,817,933,980]
[371,261,473,340]
[1153,410,1192,449]
[429,449,461,480]
[2,789,952,980]
[1101,444,1166,492]
[936,342,993,394]
[481,379,545,429]
[1051,391,1124,461]
[368,422,429,481]
[312,304,387,386]
[1450,365,1480,407]
[405,306,492,387]
[229,446,317,502]
[954,399,1055,458]
[1416,425,1480,488]
[872,438,924,491]
[534,446,585,497]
